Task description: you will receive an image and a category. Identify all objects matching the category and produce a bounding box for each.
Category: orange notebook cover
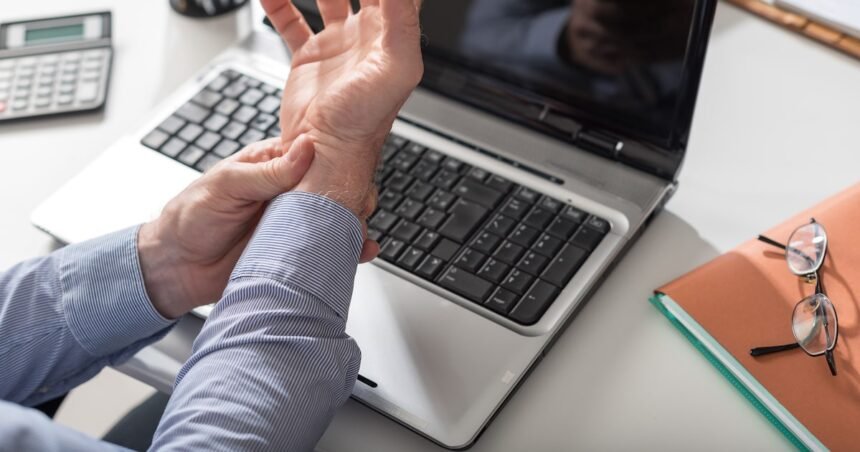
[653,183,860,451]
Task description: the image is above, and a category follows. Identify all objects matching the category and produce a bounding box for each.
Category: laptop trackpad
[346,264,546,447]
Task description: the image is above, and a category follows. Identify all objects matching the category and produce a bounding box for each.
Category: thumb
[230,135,316,202]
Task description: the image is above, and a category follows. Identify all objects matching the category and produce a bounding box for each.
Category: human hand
[138,138,379,319]
[262,0,423,218]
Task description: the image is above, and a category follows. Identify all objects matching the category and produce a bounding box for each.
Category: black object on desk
[0,12,113,122]
[170,0,249,18]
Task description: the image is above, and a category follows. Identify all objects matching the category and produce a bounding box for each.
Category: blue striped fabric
[0,192,364,451]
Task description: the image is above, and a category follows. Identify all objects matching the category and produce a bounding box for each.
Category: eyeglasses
[750,218,839,376]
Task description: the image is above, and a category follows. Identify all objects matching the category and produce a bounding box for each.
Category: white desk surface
[2,1,859,450]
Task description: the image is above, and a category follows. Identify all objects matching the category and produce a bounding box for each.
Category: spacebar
[438,267,493,303]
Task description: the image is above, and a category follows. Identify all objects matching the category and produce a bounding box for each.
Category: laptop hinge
[539,106,624,160]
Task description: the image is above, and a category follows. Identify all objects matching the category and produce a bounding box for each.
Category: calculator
[0,12,112,122]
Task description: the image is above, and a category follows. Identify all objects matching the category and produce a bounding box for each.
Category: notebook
[652,182,860,451]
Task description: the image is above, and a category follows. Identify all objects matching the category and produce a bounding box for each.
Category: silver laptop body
[32,1,718,448]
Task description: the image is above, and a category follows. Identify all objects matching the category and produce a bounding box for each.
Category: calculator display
[25,24,85,45]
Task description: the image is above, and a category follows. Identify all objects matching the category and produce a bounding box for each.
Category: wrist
[138,222,192,319]
[293,155,376,219]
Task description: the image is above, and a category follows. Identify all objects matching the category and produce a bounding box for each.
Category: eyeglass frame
[750,218,839,377]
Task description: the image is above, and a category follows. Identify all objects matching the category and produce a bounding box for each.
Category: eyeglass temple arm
[750,343,800,356]
[757,235,786,250]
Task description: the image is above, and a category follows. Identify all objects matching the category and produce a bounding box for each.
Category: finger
[229,137,286,164]
[359,239,380,263]
[226,134,315,201]
[380,0,422,59]
[317,0,352,26]
[261,0,313,53]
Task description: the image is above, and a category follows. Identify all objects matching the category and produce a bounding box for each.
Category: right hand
[261,0,424,218]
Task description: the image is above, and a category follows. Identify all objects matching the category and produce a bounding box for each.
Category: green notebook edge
[649,293,826,452]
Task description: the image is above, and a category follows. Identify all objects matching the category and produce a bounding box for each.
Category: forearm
[151,192,363,451]
[0,227,175,406]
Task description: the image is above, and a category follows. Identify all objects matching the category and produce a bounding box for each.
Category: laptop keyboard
[141,69,609,326]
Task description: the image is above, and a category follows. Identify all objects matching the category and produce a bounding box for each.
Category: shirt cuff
[59,226,175,357]
[231,192,364,320]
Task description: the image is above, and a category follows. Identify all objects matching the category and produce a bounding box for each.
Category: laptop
[32,0,718,448]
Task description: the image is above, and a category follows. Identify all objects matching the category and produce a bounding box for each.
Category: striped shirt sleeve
[149,192,364,451]
[0,226,175,407]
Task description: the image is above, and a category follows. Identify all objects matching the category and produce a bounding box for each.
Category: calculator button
[0,70,11,81]
[0,60,13,69]
[38,54,59,64]
[62,52,82,62]
[18,57,37,67]
[36,87,52,97]
[12,100,28,110]
[81,72,100,82]
[57,95,74,105]
[77,83,99,103]
[38,77,55,87]
[83,50,104,61]
[82,60,102,71]
[59,84,75,95]
[0,81,9,91]
[60,74,77,84]
[34,98,51,108]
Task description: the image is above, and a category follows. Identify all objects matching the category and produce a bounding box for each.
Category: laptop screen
[293,0,717,179]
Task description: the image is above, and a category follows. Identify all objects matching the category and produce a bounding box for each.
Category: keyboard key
[509,224,540,247]
[518,252,549,276]
[233,105,258,124]
[239,88,265,106]
[222,80,248,98]
[477,259,510,284]
[203,113,230,132]
[215,98,240,116]
[194,131,221,152]
[195,154,222,172]
[486,215,516,236]
[239,128,266,146]
[414,230,440,251]
[382,143,400,162]
[378,191,403,211]
[387,134,408,150]
[142,129,170,150]
[175,102,209,123]
[367,228,384,242]
[452,178,505,208]
[260,84,278,95]
[539,197,563,213]
[442,156,465,173]
[392,154,418,172]
[431,238,460,262]
[532,234,563,257]
[221,121,247,140]
[257,95,280,114]
[213,139,241,158]
[381,239,406,261]
[423,150,445,164]
[427,190,456,211]
[560,206,588,224]
[570,226,604,251]
[416,255,444,279]
[158,115,186,134]
[178,145,206,166]
[417,207,446,229]
[251,113,277,132]
[542,245,588,287]
[439,199,489,243]
[178,123,204,143]
[160,137,188,157]
[471,232,501,255]
[207,74,230,91]
[515,187,540,204]
[397,247,425,271]
[467,167,489,182]
[369,211,399,233]
[586,216,610,234]
[523,207,554,229]
[494,241,525,265]
[510,281,559,325]
[547,218,578,240]
[486,175,513,193]
[391,220,421,242]
[406,180,434,201]
[486,288,518,315]
[387,171,414,193]
[500,198,529,220]
[438,267,493,303]
[431,169,460,190]
[409,160,438,181]
[456,249,487,273]
[502,269,534,295]
[192,89,223,108]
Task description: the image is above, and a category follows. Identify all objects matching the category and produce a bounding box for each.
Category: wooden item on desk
[656,182,860,450]
[725,0,860,60]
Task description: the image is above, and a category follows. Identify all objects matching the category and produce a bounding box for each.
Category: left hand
[138,137,379,319]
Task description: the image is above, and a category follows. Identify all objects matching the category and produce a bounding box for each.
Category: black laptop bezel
[294,0,718,181]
